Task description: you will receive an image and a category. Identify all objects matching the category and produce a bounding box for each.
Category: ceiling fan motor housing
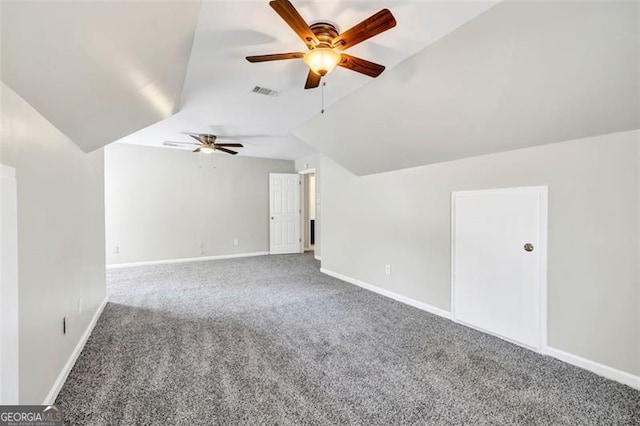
[200,134,217,144]
[309,21,340,46]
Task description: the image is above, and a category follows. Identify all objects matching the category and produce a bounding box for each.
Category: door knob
[524,243,534,252]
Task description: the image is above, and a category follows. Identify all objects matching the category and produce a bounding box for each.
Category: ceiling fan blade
[214,143,244,148]
[215,146,238,155]
[269,0,319,49]
[246,52,304,63]
[332,9,396,51]
[189,134,205,144]
[304,70,321,89]
[163,141,199,146]
[338,54,385,78]
[193,147,201,153]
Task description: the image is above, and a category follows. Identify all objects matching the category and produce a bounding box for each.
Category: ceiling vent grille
[252,86,278,96]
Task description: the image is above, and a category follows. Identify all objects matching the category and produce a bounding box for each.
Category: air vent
[252,86,279,96]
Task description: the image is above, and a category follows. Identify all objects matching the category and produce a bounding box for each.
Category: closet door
[452,187,547,350]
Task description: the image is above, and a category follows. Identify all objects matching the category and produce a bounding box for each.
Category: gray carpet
[56,253,639,425]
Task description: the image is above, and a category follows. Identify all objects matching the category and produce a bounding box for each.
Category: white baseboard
[321,267,640,391]
[320,268,452,320]
[107,251,270,269]
[43,298,107,405]
[315,255,322,261]
[545,346,640,390]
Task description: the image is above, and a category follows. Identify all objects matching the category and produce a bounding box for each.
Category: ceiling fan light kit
[304,47,340,76]
[246,0,396,89]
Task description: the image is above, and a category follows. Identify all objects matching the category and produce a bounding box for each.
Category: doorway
[299,169,316,254]
[302,173,316,253]
[451,186,548,350]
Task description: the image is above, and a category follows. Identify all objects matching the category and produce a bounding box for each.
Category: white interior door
[452,186,547,350]
[269,173,301,254]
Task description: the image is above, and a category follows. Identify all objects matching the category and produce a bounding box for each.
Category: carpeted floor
[56,253,639,425]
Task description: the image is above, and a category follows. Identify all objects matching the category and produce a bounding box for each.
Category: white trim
[297,168,316,175]
[451,186,548,352]
[320,268,452,319]
[43,297,107,405]
[106,251,270,269]
[321,267,640,390]
[314,255,322,261]
[538,187,549,350]
[545,347,640,390]
[299,172,307,254]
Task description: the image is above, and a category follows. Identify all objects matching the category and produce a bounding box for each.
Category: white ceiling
[293,1,640,175]
[114,1,500,160]
[3,1,636,174]
[1,1,201,153]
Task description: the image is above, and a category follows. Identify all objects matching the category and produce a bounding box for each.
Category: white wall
[105,143,294,265]
[0,83,106,403]
[320,130,640,377]
[0,164,19,403]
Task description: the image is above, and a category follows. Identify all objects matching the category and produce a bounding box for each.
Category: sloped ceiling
[115,1,500,160]
[1,1,201,152]
[293,1,640,175]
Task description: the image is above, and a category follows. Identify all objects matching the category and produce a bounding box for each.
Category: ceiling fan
[163,134,243,155]
[246,0,396,89]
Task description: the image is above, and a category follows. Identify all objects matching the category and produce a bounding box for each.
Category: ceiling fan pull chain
[321,81,326,114]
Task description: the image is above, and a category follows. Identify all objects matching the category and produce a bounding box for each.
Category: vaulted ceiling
[293,0,640,174]
[1,0,499,158]
[111,0,500,160]
[1,0,201,153]
[2,1,638,174]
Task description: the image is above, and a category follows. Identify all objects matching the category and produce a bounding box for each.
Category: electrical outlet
[233,239,239,246]
[199,241,205,255]
[112,246,119,254]
[385,264,392,275]
[78,298,83,315]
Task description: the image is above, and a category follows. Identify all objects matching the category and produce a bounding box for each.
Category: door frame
[450,186,548,353]
[298,168,316,254]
